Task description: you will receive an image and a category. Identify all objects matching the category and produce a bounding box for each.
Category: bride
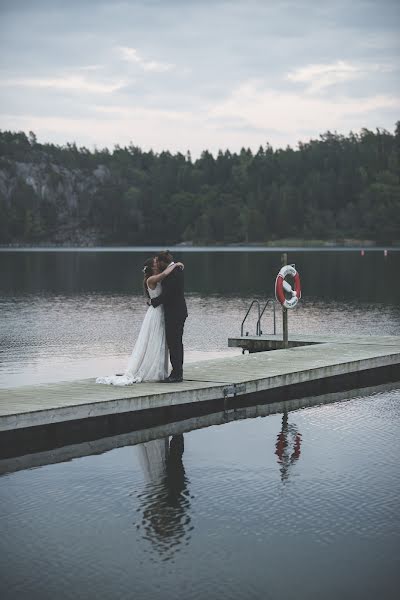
[96,257,184,386]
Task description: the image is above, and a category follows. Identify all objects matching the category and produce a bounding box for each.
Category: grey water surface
[0,248,399,387]
[0,386,399,600]
[0,249,399,600]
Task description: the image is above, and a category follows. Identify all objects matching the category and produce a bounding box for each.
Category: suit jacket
[151,267,188,321]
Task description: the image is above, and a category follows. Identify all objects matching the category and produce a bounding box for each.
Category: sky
[0,0,399,157]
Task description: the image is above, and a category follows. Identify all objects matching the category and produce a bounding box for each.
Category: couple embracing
[96,250,187,386]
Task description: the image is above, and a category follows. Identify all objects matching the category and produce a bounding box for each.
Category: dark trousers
[165,317,186,377]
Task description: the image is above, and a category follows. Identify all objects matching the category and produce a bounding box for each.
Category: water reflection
[136,435,191,561]
[275,411,302,482]
[0,249,398,302]
[2,382,398,475]
[0,386,399,600]
[1,249,398,387]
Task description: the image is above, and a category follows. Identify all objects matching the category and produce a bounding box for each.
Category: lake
[0,248,399,387]
[0,248,399,599]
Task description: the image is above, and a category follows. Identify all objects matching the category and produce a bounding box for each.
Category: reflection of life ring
[275,265,301,309]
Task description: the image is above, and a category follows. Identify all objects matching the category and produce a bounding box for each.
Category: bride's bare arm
[147,262,184,288]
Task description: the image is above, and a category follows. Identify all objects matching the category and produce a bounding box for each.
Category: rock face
[0,157,113,244]
[1,160,111,205]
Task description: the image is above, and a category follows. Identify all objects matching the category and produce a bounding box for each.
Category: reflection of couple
[96,250,188,385]
[137,435,191,559]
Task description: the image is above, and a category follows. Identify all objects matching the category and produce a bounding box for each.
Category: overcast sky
[0,0,399,156]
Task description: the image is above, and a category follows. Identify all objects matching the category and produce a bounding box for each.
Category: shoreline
[0,241,398,252]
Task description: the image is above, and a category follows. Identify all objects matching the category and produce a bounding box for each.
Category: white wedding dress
[96,283,168,385]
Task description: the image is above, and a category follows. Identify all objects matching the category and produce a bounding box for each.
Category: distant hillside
[0,125,399,245]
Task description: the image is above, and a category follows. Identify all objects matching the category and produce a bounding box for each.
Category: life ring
[275,265,301,309]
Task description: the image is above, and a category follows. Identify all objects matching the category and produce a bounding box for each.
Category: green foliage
[0,123,399,245]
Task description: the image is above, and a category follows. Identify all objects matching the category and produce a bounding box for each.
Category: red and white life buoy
[275,265,301,309]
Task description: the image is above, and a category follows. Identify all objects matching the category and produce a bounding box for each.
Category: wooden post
[281,252,288,348]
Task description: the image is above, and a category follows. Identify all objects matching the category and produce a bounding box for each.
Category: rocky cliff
[0,155,113,244]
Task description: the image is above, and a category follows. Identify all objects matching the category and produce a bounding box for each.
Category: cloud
[286,60,397,93]
[76,65,105,72]
[0,75,125,94]
[2,75,397,160]
[287,61,359,92]
[209,80,399,134]
[0,1,398,156]
[94,104,191,122]
[0,111,209,156]
[117,46,174,73]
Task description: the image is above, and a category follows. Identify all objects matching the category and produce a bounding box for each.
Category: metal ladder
[240,299,276,337]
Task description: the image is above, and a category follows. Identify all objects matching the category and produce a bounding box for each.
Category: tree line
[0,123,399,245]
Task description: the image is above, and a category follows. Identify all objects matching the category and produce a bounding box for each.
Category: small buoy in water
[361,249,365,256]
[384,249,388,257]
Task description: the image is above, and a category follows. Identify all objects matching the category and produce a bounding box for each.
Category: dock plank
[1,336,399,431]
[228,333,400,350]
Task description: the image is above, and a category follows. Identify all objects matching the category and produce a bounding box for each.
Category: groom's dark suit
[151,266,187,379]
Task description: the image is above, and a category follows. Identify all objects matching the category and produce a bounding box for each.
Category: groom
[151,250,188,383]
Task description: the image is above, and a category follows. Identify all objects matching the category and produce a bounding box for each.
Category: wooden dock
[1,381,398,475]
[228,333,400,352]
[1,335,399,433]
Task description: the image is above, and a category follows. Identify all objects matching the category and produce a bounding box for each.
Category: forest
[0,123,399,245]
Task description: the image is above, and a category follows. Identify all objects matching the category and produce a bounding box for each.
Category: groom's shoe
[161,374,183,383]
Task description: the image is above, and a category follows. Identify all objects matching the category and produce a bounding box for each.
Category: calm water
[1,386,399,599]
[0,249,399,599]
[0,249,399,387]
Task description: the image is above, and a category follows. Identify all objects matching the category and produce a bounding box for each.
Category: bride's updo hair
[142,257,154,299]
[157,250,173,269]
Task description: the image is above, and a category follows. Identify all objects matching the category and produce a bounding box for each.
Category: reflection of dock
[1,382,398,475]
[0,335,399,433]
